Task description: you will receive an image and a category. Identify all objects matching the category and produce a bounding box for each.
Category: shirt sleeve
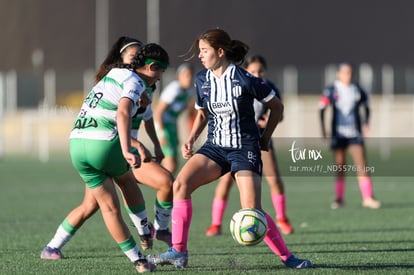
[160,81,181,104]
[319,86,332,109]
[194,71,206,110]
[122,76,146,103]
[249,77,275,103]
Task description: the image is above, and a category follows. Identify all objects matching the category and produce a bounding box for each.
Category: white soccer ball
[230,208,268,246]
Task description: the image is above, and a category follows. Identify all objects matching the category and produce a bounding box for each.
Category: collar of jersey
[209,63,235,79]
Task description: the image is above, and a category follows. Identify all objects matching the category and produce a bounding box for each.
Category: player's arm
[360,88,370,137]
[153,100,169,144]
[118,98,140,168]
[182,108,208,159]
[260,96,283,151]
[319,90,331,139]
[143,117,164,163]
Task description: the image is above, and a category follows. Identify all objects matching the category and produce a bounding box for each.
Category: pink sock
[271,194,286,219]
[263,212,292,262]
[335,178,345,201]
[171,199,192,253]
[211,198,227,226]
[358,177,373,199]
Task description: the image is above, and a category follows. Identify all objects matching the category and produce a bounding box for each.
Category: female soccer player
[206,55,293,237]
[41,43,169,273]
[154,63,195,174]
[320,62,381,209]
[41,38,174,261]
[148,29,312,269]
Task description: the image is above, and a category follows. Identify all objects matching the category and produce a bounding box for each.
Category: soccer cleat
[139,222,155,250]
[154,229,172,247]
[40,246,63,260]
[147,247,188,268]
[134,258,156,273]
[276,217,294,235]
[283,255,313,268]
[362,197,381,209]
[331,199,344,209]
[205,224,221,237]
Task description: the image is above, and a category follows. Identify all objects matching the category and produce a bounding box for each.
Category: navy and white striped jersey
[320,80,369,138]
[195,64,276,148]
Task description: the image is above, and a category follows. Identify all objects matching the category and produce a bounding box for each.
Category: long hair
[124,43,170,71]
[95,36,143,82]
[185,28,249,65]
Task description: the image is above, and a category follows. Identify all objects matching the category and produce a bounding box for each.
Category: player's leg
[41,185,99,260]
[262,147,293,235]
[115,171,155,250]
[234,170,312,268]
[92,176,154,272]
[332,148,346,209]
[348,144,381,209]
[147,153,222,267]
[133,161,174,246]
[206,172,233,236]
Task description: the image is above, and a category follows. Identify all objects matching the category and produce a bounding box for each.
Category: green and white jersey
[160,80,193,124]
[70,68,146,141]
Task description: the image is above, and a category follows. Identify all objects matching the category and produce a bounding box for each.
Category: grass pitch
[0,152,413,274]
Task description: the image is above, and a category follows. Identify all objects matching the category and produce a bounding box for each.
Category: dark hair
[127,43,169,70]
[338,62,353,71]
[186,28,249,65]
[244,55,267,70]
[95,36,143,82]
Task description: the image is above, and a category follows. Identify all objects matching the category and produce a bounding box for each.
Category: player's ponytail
[226,39,249,65]
[95,36,143,83]
[183,28,249,65]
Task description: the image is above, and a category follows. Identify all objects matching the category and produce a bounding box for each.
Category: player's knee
[158,174,174,194]
[172,177,190,197]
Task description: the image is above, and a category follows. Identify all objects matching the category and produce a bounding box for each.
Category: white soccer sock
[124,246,141,262]
[129,209,150,235]
[154,205,172,231]
[47,225,73,249]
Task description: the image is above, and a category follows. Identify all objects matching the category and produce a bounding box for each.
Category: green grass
[0,153,413,274]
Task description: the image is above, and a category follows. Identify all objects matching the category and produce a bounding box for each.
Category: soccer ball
[230,208,268,246]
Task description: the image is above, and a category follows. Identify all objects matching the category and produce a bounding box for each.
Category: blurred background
[1,0,413,160]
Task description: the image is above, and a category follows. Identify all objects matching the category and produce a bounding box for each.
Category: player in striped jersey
[206,55,294,237]
[148,29,312,269]
[41,43,169,273]
[320,63,381,209]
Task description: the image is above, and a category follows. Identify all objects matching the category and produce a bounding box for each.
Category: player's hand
[136,144,152,163]
[257,113,269,128]
[182,142,193,159]
[124,151,141,168]
[362,124,370,137]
